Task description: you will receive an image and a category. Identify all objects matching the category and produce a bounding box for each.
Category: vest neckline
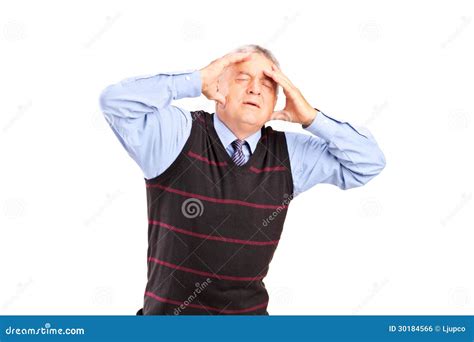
[207,113,266,171]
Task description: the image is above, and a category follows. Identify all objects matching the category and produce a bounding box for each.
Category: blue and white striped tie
[231,139,247,166]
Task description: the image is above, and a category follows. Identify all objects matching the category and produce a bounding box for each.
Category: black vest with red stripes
[142,110,294,315]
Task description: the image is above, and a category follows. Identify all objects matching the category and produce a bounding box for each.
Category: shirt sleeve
[99,70,202,179]
[285,110,386,196]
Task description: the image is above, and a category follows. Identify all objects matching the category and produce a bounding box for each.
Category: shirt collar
[213,113,261,154]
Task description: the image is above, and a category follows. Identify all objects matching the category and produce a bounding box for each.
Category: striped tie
[231,139,247,166]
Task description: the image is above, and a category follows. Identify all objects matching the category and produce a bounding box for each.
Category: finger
[264,69,293,93]
[270,67,293,87]
[214,92,226,106]
[263,69,277,82]
[263,69,281,91]
[263,69,288,89]
[222,52,252,67]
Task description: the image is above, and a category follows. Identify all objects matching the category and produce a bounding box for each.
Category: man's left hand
[263,65,318,126]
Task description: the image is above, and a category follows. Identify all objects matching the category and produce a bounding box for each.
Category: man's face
[216,53,278,130]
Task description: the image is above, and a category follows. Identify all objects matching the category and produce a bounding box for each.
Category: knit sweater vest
[142,111,294,315]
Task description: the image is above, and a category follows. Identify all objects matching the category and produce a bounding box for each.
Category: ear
[272,93,278,109]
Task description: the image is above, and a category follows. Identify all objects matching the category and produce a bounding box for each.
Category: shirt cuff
[171,70,202,99]
[303,110,339,141]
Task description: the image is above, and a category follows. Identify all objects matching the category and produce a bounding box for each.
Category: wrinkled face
[216,53,278,129]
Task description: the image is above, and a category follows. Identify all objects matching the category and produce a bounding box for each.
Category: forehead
[230,53,273,76]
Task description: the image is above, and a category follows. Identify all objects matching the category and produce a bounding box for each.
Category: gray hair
[229,44,280,95]
[230,44,280,69]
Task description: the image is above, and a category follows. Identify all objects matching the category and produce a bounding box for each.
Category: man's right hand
[199,52,252,106]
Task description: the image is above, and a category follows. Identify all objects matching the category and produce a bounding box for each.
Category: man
[99,44,386,315]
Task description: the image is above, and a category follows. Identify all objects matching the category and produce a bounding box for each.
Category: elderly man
[99,44,385,315]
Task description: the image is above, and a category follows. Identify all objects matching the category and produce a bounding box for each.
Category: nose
[247,79,261,95]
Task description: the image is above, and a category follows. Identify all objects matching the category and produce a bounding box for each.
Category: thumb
[270,110,293,122]
[214,93,226,107]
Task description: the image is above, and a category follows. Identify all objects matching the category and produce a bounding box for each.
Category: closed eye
[236,75,274,89]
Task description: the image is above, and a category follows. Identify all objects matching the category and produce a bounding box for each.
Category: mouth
[242,101,260,109]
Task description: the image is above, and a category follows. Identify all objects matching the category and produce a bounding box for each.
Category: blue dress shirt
[99,70,385,196]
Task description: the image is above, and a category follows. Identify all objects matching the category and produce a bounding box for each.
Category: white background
[1,0,473,315]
